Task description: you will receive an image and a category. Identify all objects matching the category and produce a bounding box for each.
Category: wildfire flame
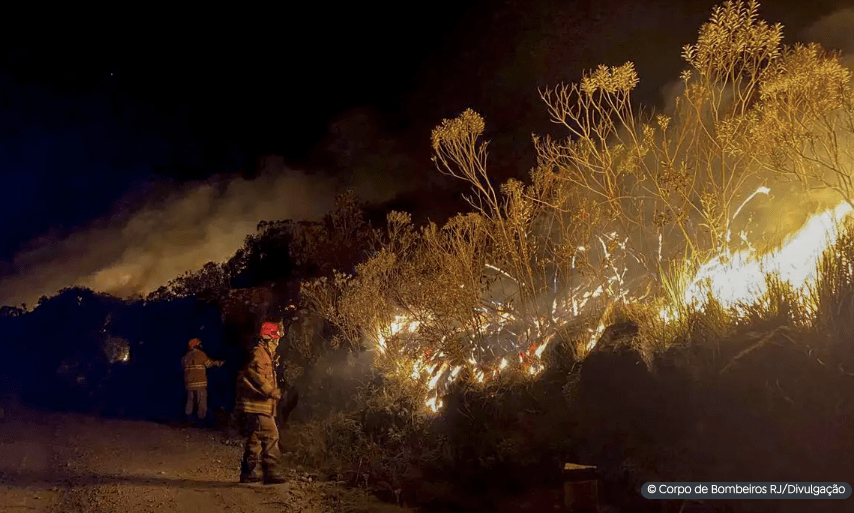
[660,200,853,322]
[374,187,854,414]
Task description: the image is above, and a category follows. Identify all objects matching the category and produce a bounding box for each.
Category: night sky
[0,0,851,306]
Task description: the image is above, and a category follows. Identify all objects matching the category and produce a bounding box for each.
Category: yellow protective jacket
[182,348,220,389]
[236,342,278,415]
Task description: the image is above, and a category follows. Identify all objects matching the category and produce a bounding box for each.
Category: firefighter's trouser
[185,386,208,419]
[241,413,282,476]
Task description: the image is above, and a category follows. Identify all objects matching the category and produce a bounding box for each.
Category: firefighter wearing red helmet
[235,320,287,484]
[181,338,224,423]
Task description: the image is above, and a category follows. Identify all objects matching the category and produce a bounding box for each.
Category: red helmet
[260,321,284,341]
[188,338,201,349]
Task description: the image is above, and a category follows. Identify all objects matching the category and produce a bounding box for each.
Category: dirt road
[0,407,413,513]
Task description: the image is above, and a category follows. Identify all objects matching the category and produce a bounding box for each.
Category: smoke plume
[800,7,854,67]
[0,165,318,306]
[0,166,408,305]
[0,105,421,308]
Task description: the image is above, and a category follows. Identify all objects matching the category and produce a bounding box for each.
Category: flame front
[660,201,854,322]
[374,189,854,414]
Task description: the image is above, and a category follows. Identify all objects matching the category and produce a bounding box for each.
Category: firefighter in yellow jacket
[182,338,224,421]
[236,321,286,484]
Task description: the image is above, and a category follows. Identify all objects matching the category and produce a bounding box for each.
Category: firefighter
[236,321,287,484]
[182,338,225,422]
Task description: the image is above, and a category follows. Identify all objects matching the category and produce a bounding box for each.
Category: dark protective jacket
[236,342,278,415]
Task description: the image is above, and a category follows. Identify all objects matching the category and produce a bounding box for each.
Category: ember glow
[375,303,563,412]
[374,187,854,414]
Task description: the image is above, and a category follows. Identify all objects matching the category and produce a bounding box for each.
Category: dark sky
[0,0,851,306]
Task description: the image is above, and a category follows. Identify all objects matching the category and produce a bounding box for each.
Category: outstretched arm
[201,351,225,368]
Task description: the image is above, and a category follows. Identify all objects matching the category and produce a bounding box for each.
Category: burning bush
[3,2,853,510]
[303,0,854,412]
[292,1,854,508]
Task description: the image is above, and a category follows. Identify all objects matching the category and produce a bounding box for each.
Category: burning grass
[289,221,854,506]
[290,1,854,508]
[300,0,854,413]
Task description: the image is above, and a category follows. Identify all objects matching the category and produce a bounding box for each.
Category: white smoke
[800,7,854,67]
[0,165,330,306]
[0,106,421,308]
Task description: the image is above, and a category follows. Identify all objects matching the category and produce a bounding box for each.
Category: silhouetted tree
[0,305,24,318]
[147,262,232,303]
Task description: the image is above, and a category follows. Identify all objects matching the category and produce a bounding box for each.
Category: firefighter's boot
[263,460,287,485]
[263,470,288,485]
[239,461,263,484]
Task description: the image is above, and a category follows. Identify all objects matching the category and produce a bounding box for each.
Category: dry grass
[287,2,854,506]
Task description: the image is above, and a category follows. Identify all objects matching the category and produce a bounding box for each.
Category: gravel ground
[0,407,414,513]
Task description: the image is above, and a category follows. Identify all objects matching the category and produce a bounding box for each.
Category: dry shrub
[290,2,854,507]
[284,370,448,489]
[811,218,854,358]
